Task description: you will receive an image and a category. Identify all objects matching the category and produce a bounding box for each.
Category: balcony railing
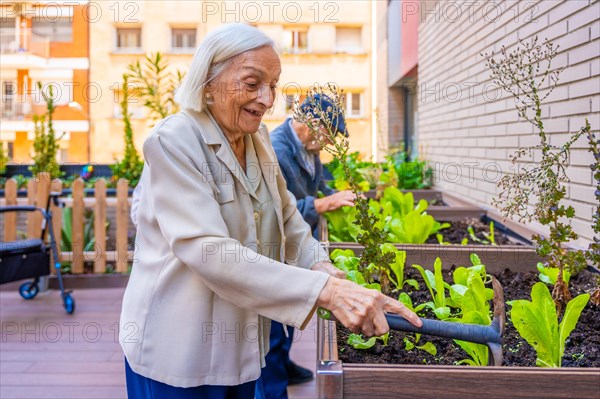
[1,95,33,119]
[0,28,50,58]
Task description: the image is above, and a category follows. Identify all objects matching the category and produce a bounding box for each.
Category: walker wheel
[63,293,75,314]
[19,282,39,300]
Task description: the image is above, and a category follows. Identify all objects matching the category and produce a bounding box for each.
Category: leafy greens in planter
[324,186,448,245]
[509,282,590,367]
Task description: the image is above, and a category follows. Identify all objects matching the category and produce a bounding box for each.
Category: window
[32,18,72,42]
[282,28,308,53]
[7,142,14,160]
[115,27,142,51]
[340,92,362,117]
[335,27,362,53]
[171,28,196,51]
[2,81,16,117]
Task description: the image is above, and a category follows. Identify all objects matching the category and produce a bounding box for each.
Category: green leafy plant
[30,82,63,180]
[466,222,496,245]
[0,142,7,175]
[486,37,590,311]
[347,332,389,350]
[61,207,96,253]
[296,84,396,292]
[126,52,185,124]
[325,187,448,246]
[537,262,571,286]
[452,266,493,366]
[412,258,451,320]
[388,151,433,190]
[330,249,381,291]
[509,282,590,367]
[380,243,419,291]
[111,74,144,187]
[398,292,437,355]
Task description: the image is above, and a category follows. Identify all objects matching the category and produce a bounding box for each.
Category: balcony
[0,28,50,67]
[1,95,34,120]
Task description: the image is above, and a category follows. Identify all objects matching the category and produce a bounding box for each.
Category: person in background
[255,95,355,399]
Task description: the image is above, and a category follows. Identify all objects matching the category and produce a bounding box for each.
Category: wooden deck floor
[0,286,318,399]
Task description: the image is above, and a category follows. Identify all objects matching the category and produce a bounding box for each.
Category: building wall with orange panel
[49,5,89,59]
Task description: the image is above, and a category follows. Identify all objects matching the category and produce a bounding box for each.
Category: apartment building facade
[0,0,90,163]
[88,0,374,163]
[378,0,599,245]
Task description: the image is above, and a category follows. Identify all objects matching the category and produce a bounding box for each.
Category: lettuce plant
[398,292,437,356]
[347,332,389,350]
[412,258,451,320]
[509,282,590,367]
[330,249,381,291]
[325,187,448,245]
[537,262,571,286]
[380,244,419,291]
[452,269,492,366]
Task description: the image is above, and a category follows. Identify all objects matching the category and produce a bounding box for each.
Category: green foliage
[126,52,185,124]
[537,262,571,286]
[30,82,63,179]
[412,258,451,320]
[388,151,433,190]
[347,332,389,350]
[296,84,395,291]
[111,74,144,187]
[0,142,7,175]
[485,37,590,309]
[398,293,437,355]
[61,207,96,253]
[325,187,448,246]
[509,282,590,367]
[380,243,419,291]
[330,249,382,291]
[325,150,433,192]
[466,221,496,245]
[452,269,492,366]
[403,334,437,355]
[326,152,377,191]
[325,206,361,242]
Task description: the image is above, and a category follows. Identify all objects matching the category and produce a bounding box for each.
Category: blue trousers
[255,321,295,399]
[125,358,256,399]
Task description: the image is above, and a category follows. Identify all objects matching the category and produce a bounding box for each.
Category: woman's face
[206,46,281,139]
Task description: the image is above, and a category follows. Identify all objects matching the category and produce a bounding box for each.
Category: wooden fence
[1,173,134,274]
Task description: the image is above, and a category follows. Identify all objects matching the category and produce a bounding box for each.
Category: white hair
[174,23,275,112]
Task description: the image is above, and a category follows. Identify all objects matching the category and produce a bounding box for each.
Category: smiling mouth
[244,108,264,118]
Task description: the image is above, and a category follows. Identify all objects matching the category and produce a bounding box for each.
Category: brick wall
[417,0,599,246]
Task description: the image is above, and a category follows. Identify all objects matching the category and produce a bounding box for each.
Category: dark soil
[337,268,600,367]
[426,218,516,245]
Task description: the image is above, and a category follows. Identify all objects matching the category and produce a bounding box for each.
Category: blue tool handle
[385,313,501,345]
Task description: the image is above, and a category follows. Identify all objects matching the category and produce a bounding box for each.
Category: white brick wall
[417,0,599,245]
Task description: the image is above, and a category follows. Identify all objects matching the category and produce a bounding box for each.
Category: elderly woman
[119,23,421,399]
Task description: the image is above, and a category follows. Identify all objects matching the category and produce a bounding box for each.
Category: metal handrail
[0,28,50,58]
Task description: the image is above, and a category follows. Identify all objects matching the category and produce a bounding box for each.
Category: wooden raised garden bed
[316,248,600,399]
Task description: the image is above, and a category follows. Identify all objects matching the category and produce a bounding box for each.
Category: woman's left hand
[311,261,346,279]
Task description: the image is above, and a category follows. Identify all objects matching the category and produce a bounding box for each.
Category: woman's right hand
[316,277,422,337]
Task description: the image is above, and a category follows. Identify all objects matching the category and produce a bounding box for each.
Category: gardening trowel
[318,277,505,366]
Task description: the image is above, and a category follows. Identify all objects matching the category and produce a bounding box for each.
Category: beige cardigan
[119,110,330,387]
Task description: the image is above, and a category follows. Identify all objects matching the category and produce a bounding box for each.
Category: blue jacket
[271,118,335,236]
